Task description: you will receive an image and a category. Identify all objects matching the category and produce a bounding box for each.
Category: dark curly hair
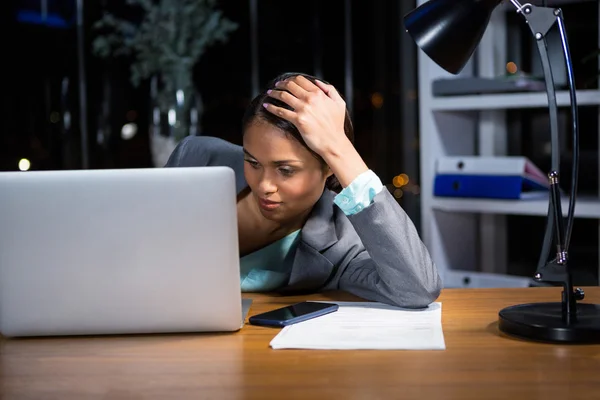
[242,72,354,193]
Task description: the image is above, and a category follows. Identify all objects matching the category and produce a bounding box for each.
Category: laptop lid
[0,166,242,337]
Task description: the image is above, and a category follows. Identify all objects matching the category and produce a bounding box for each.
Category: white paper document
[269,301,445,350]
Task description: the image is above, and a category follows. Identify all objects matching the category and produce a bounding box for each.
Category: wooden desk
[1,287,599,399]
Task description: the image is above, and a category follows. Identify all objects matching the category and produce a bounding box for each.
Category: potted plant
[92,0,237,166]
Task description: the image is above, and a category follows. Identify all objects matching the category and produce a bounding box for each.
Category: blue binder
[434,174,549,199]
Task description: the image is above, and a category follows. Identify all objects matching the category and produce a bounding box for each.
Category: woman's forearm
[321,138,369,189]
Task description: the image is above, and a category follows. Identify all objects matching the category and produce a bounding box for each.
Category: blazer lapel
[281,190,339,292]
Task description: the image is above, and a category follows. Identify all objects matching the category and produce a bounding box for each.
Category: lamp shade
[403,0,503,74]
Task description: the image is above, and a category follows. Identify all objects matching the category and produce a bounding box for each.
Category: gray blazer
[165,136,442,308]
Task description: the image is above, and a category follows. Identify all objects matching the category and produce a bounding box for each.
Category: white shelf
[443,270,531,289]
[430,89,600,111]
[432,195,600,218]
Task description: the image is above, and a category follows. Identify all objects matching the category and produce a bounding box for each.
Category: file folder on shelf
[434,156,549,200]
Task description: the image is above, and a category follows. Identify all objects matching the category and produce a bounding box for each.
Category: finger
[289,75,320,93]
[315,79,343,102]
[262,102,296,122]
[276,80,309,102]
[267,88,303,110]
[313,79,331,95]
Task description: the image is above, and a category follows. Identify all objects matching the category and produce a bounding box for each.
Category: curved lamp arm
[510,3,580,323]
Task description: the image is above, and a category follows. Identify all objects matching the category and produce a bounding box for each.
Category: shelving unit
[430,89,600,111]
[416,0,600,288]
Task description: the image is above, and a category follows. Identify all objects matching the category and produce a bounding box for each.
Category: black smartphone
[248,301,339,327]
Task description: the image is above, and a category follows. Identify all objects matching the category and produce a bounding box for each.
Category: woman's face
[242,120,331,224]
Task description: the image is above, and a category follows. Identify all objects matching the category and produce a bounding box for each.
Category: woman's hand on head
[264,76,349,158]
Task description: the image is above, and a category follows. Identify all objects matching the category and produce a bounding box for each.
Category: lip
[258,198,282,211]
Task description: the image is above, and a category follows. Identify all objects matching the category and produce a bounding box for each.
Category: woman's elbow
[395,272,443,309]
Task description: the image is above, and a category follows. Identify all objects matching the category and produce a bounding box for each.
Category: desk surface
[1,287,600,399]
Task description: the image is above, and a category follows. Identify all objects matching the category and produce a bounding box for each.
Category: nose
[257,170,278,195]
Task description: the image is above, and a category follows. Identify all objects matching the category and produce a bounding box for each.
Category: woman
[165,72,441,308]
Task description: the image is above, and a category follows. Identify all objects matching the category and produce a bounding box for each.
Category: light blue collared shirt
[240,229,301,292]
[239,169,384,292]
[333,169,384,214]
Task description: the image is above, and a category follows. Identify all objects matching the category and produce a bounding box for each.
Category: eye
[244,159,259,169]
[278,167,295,177]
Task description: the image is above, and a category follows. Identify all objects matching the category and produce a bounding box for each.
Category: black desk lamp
[403,0,600,343]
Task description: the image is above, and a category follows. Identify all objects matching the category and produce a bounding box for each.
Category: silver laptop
[0,166,242,337]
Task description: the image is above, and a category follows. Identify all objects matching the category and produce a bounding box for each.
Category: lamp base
[498,302,600,343]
